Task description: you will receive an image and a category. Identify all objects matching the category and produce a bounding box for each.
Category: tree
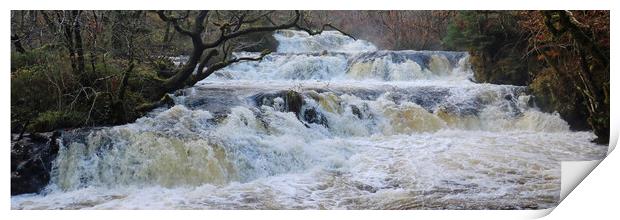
[144,10,352,108]
[11,10,157,131]
[533,11,609,143]
[442,11,531,86]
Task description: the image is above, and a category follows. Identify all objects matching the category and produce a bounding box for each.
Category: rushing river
[11,30,607,210]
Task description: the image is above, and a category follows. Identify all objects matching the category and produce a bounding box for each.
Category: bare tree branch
[294,23,357,40]
[189,50,272,85]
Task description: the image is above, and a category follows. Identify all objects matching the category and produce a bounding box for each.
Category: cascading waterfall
[12,30,607,210]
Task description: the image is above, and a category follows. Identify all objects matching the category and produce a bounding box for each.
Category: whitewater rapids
[11,30,607,210]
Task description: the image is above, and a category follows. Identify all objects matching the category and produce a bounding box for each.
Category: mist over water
[12,30,607,210]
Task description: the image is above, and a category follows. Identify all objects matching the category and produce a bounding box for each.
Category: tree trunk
[11,34,26,53]
[72,11,85,75]
[60,11,78,75]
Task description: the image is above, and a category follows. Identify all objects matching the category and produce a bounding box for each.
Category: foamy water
[11,30,607,210]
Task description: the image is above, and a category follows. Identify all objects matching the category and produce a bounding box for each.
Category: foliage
[442,11,531,86]
[519,11,610,143]
[10,11,164,133]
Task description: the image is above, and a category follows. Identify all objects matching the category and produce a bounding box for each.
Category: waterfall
[12,30,606,210]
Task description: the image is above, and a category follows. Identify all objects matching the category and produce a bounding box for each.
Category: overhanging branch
[189,50,272,85]
[294,23,357,40]
[157,11,194,37]
[203,11,301,48]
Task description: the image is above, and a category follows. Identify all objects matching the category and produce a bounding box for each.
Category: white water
[12,30,606,210]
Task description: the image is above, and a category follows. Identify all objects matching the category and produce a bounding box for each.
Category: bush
[10,49,160,133]
[11,46,65,71]
[11,51,41,71]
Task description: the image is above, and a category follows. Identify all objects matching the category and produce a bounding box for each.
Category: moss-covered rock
[284,90,303,116]
[29,111,84,132]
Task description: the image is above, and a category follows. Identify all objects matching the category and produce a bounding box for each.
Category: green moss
[11,52,41,71]
[29,111,84,132]
[285,90,303,115]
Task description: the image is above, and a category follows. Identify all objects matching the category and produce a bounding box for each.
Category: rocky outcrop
[252,90,304,115]
[252,90,330,127]
[11,131,61,195]
[303,107,328,127]
[284,90,303,115]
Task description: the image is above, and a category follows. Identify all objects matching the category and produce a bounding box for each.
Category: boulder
[303,107,329,127]
[11,131,61,195]
[350,105,363,119]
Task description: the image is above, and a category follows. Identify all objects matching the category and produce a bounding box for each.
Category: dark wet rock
[174,89,186,97]
[522,94,536,108]
[57,127,105,146]
[349,104,375,122]
[251,92,277,107]
[251,90,337,128]
[210,111,230,124]
[303,108,328,127]
[438,100,481,117]
[354,182,378,193]
[162,94,174,106]
[182,87,241,113]
[404,87,451,111]
[385,92,403,105]
[350,105,363,119]
[11,131,61,195]
[252,90,305,116]
[497,93,523,117]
